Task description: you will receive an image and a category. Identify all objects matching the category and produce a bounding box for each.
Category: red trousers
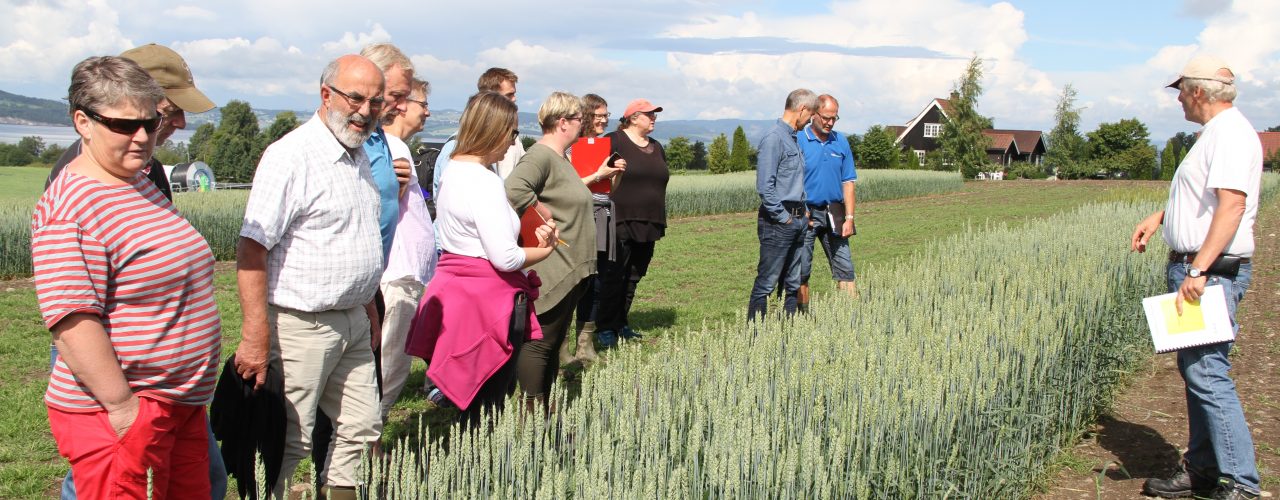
[48,397,210,499]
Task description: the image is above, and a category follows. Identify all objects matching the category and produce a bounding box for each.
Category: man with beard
[233,54,385,500]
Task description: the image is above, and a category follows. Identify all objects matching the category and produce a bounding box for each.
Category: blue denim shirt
[756,118,806,223]
[798,124,857,206]
[363,128,399,262]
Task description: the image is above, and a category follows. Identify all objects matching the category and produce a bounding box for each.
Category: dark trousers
[517,278,592,397]
[574,251,607,323]
[597,239,656,332]
[748,209,806,321]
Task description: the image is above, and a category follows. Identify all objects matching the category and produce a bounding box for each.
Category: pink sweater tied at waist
[405,253,542,410]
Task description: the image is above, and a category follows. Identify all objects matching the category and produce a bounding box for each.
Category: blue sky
[1,0,1276,142]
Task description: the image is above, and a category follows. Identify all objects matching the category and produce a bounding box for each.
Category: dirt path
[1036,197,1280,499]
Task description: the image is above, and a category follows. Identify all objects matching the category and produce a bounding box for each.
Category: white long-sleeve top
[435,159,525,272]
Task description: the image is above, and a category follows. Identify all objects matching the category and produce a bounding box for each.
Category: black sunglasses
[79,107,162,135]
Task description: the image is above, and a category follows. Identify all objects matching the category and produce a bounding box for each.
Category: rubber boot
[575,321,599,362]
[558,325,577,365]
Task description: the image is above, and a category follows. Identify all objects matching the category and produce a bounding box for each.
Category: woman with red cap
[595,99,670,346]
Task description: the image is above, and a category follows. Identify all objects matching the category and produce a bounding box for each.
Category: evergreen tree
[188,122,215,161]
[1044,84,1087,177]
[205,100,260,183]
[665,136,694,170]
[1159,140,1181,180]
[708,133,731,174]
[856,125,899,169]
[690,140,707,170]
[256,111,301,161]
[729,126,752,171]
[937,55,992,179]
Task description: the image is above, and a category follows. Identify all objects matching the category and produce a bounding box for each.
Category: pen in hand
[533,209,569,247]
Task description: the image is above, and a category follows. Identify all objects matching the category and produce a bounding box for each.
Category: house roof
[896,97,954,143]
[983,132,1016,152]
[886,125,906,138]
[987,129,1043,151]
[1260,132,1280,159]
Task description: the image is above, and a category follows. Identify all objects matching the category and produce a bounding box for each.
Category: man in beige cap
[1132,54,1263,500]
[46,43,224,500]
[47,43,216,200]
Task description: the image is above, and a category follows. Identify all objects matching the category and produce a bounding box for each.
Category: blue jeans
[748,209,806,320]
[52,345,228,500]
[800,206,856,283]
[1166,261,1259,494]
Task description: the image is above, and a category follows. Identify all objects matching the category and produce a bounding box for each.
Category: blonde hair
[453,92,518,159]
[537,91,583,133]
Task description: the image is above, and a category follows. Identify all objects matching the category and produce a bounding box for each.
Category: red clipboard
[572,136,612,194]
[518,202,552,247]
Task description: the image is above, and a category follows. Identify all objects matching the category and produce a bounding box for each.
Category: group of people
[27,36,1265,500]
[31,41,672,498]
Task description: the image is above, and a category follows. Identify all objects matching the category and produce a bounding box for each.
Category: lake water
[0,123,194,147]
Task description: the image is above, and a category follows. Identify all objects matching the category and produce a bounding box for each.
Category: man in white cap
[1132,54,1263,500]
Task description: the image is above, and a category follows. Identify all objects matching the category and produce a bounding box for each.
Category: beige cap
[120,43,216,113]
[1167,54,1235,89]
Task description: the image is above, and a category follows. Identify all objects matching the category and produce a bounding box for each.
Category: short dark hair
[477,67,517,92]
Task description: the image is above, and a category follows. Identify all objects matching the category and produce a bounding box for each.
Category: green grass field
[0,179,1180,498]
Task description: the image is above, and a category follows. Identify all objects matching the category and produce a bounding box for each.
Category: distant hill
[0,90,71,126]
[1,89,778,144]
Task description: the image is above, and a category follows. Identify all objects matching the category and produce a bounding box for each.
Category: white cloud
[320,23,392,54]
[162,5,216,21]
[0,0,133,82]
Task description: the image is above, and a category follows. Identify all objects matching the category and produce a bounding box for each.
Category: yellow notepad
[1142,284,1234,353]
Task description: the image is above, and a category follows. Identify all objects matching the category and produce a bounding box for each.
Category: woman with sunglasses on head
[558,94,625,365]
[595,99,671,347]
[32,56,222,499]
[504,91,603,410]
[406,91,556,426]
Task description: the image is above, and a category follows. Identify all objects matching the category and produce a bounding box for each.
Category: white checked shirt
[240,112,383,312]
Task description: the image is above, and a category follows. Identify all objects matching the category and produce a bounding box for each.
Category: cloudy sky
[1,0,1277,142]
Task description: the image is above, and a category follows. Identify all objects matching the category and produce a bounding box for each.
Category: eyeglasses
[326,84,385,110]
[511,129,520,140]
[817,113,840,122]
[79,107,162,135]
[406,97,428,109]
[565,115,583,122]
[590,112,610,121]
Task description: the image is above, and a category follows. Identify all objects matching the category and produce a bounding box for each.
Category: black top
[48,139,173,201]
[607,131,670,242]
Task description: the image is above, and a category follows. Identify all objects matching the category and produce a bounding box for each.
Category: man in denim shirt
[748,89,818,320]
[1133,55,1263,500]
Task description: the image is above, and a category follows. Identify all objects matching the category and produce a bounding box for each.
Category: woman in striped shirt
[32,56,222,499]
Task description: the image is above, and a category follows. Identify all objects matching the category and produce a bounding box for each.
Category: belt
[1168,250,1249,265]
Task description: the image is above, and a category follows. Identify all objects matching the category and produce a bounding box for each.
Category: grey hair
[785,88,819,112]
[1181,78,1237,103]
[360,43,414,74]
[320,58,341,86]
[410,77,430,98]
[67,56,165,116]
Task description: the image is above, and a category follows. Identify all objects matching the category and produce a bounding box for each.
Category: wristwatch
[844,215,854,220]
[1188,267,1205,279]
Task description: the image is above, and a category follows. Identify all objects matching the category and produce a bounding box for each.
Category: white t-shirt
[381,135,437,285]
[435,159,525,271]
[1162,106,1263,257]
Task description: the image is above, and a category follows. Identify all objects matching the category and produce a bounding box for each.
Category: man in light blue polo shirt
[796,94,858,311]
[748,88,818,321]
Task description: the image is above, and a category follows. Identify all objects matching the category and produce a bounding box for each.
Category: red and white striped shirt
[32,171,221,412]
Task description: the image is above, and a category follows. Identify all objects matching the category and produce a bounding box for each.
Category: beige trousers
[378,278,425,419]
[269,305,381,495]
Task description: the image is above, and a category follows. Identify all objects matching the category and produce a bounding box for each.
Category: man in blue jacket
[748,88,817,320]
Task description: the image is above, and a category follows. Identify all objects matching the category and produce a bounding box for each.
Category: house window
[915,150,926,163]
[923,123,942,138]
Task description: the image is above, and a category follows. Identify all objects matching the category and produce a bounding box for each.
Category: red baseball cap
[623,99,663,118]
